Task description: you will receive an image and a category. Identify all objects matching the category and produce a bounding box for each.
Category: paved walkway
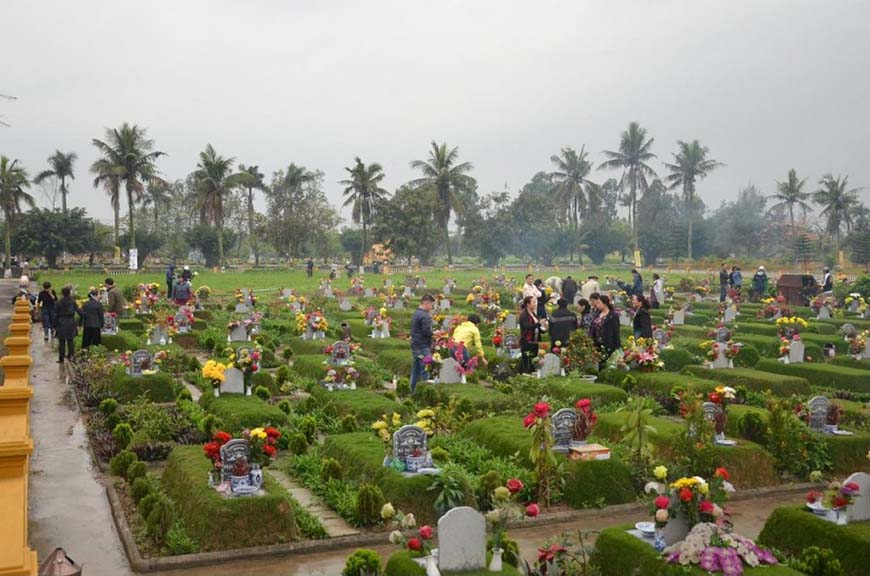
[266,469,359,538]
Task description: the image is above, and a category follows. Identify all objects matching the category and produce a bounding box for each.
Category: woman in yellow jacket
[452,314,489,368]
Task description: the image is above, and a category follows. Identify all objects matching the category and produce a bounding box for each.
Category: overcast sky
[2,0,868,225]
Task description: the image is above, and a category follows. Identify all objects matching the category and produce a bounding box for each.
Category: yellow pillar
[10,313,30,325]
[3,337,31,358]
[7,324,29,338]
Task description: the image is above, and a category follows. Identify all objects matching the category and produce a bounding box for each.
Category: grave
[392,299,404,310]
[619,310,631,327]
[849,300,860,313]
[817,306,831,320]
[230,324,249,342]
[339,298,352,312]
[174,310,191,334]
[402,287,413,298]
[221,367,246,395]
[330,341,351,366]
[218,438,263,495]
[129,350,155,376]
[384,279,392,288]
[702,401,733,445]
[289,302,301,313]
[772,310,782,320]
[442,284,452,295]
[807,396,829,433]
[865,337,870,358]
[437,507,486,573]
[219,439,250,482]
[438,357,463,384]
[724,306,737,324]
[234,303,249,314]
[715,327,730,343]
[324,286,334,298]
[281,288,293,298]
[391,425,431,473]
[371,325,390,339]
[364,288,374,298]
[503,313,517,330]
[843,472,870,521]
[551,408,577,454]
[439,298,451,311]
[710,343,730,369]
[788,339,805,364]
[653,328,668,349]
[102,314,119,335]
[504,334,521,359]
[672,309,685,325]
[148,325,169,346]
[539,353,563,378]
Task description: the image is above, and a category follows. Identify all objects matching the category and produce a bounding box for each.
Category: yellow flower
[432,353,442,362]
[391,412,402,427]
[416,409,435,419]
[372,421,387,431]
[654,465,668,481]
[378,430,390,443]
[697,482,709,495]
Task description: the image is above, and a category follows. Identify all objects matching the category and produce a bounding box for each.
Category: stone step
[265,468,359,538]
[183,381,202,401]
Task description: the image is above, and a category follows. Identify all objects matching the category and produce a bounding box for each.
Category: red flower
[492,336,503,346]
[203,442,221,462]
[523,413,537,428]
[537,544,566,563]
[213,431,231,444]
[533,402,550,419]
[506,478,524,494]
[679,488,693,502]
[407,537,422,551]
[265,427,281,439]
[714,467,730,481]
[654,495,670,509]
[525,503,540,517]
[806,491,822,503]
[262,444,277,457]
[699,500,714,514]
[845,482,860,492]
[419,525,433,540]
[833,496,849,509]
[708,392,722,404]
[575,398,592,411]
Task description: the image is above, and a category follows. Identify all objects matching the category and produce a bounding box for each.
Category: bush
[165,521,197,555]
[300,415,318,443]
[198,395,289,433]
[355,483,385,526]
[659,347,697,371]
[201,414,223,439]
[254,386,272,401]
[125,460,148,483]
[146,496,175,545]
[277,399,292,415]
[250,370,277,395]
[562,458,637,509]
[733,343,761,368]
[130,476,154,503]
[320,458,344,482]
[683,366,811,396]
[99,397,118,417]
[341,414,359,433]
[275,364,293,385]
[343,549,382,576]
[738,411,768,444]
[311,387,409,422]
[110,369,176,403]
[289,433,309,455]
[112,422,134,449]
[791,546,844,576]
[109,450,138,477]
[755,359,870,393]
[138,492,160,519]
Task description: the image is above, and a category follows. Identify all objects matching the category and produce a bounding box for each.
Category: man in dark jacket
[80,289,105,349]
[750,266,768,302]
[549,298,577,346]
[166,263,176,297]
[306,258,314,278]
[631,269,643,297]
[409,294,434,393]
[719,263,729,302]
[562,276,578,305]
[105,277,126,316]
[55,286,80,363]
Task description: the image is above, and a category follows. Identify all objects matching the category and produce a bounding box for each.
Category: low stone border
[105,476,815,572]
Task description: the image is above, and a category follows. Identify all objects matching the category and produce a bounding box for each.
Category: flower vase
[245,386,252,396]
[460,374,467,384]
[424,555,441,576]
[213,387,220,398]
[488,548,504,572]
[834,508,849,525]
[654,527,666,552]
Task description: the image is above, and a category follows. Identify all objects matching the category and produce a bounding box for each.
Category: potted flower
[825,403,844,433]
[230,457,251,493]
[486,478,538,572]
[203,430,231,486]
[824,479,861,525]
[383,504,438,575]
[571,398,597,447]
[201,359,227,397]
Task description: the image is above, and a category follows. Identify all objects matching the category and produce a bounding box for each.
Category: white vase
[245,386,252,396]
[460,374,467,384]
[424,555,441,576]
[488,548,503,572]
[213,387,220,398]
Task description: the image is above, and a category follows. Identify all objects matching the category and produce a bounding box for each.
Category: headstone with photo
[219,439,250,483]
[672,309,685,325]
[788,339,805,364]
[551,408,578,454]
[716,327,730,343]
[807,396,829,433]
[653,328,669,349]
[711,343,730,369]
[392,425,429,469]
[129,350,154,376]
[102,313,119,335]
[174,310,191,333]
[539,353,563,378]
[438,357,462,384]
[330,341,351,366]
[503,313,517,330]
[230,324,249,342]
[437,507,486,573]
[221,367,246,395]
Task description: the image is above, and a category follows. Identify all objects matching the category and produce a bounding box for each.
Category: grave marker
[221,367,246,395]
[439,299,451,311]
[281,288,293,298]
[130,350,154,376]
[102,313,119,335]
[219,439,250,483]
[392,425,428,468]
[619,310,631,327]
[673,309,685,325]
[234,303,248,314]
[844,472,870,521]
[724,306,737,324]
[392,299,404,310]
[551,408,577,454]
[148,325,168,346]
[339,298,352,312]
[788,339,805,364]
[817,306,831,320]
[503,313,517,330]
[438,357,462,383]
[653,328,669,349]
[807,396,829,433]
[330,341,351,366]
[364,288,374,298]
[539,353,563,378]
[711,343,730,369]
[230,324,249,342]
[437,507,486,572]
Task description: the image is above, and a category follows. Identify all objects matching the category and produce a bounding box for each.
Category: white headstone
[339,298,352,311]
[221,367,246,395]
[403,286,413,298]
[864,338,870,358]
[102,314,119,335]
[788,340,805,364]
[844,472,870,521]
[230,324,249,342]
[438,507,486,572]
[619,310,631,327]
[439,299,451,311]
[818,307,831,320]
[364,288,374,298]
[443,284,452,295]
[324,287,334,298]
[653,328,668,349]
[711,343,730,369]
[384,279,392,288]
[289,302,301,313]
[539,353,562,378]
[281,288,293,298]
[234,303,248,314]
[724,306,737,324]
[392,300,404,310]
[503,313,517,330]
[673,309,685,325]
[438,357,462,384]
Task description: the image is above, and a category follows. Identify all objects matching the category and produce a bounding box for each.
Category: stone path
[183,379,202,401]
[265,469,359,538]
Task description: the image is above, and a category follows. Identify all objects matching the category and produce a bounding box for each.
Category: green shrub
[200,414,223,438]
[738,411,768,444]
[165,521,197,555]
[539,378,629,405]
[138,492,160,519]
[198,394,289,433]
[99,397,118,417]
[146,496,175,545]
[320,458,344,482]
[355,484,385,526]
[289,433,309,455]
[254,386,272,401]
[130,476,154,503]
[176,388,193,402]
[755,359,870,393]
[659,347,697,371]
[275,364,293,384]
[343,549,382,576]
[341,414,359,433]
[112,422,134,449]
[683,366,811,396]
[311,387,409,422]
[109,450,138,477]
[733,343,761,368]
[110,369,176,403]
[791,546,844,576]
[125,460,148,483]
[250,370,277,395]
[300,415,318,443]
[384,551,518,576]
[562,458,637,509]
[277,399,292,415]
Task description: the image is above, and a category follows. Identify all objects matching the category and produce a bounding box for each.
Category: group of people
[165,263,195,305]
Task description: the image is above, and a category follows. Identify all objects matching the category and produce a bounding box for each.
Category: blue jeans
[719,285,727,302]
[42,308,55,338]
[409,352,430,393]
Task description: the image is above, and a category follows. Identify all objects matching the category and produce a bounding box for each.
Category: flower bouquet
[202,359,228,396]
[665,522,778,574]
[372,412,404,465]
[776,316,809,338]
[243,426,281,467]
[622,337,663,372]
[486,479,539,571]
[808,477,861,524]
[323,365,359,390]
[383,504,436,567]
[571,398,597,444]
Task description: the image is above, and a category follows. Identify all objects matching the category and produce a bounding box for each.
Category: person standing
[452,313,488,368]
[577,298,594,333]
[650,273,665,309]
[306,258,314,278]
[719,264,729,302]
[631,269,644,297]
[821,267,833,294]
[522,274,541,300]
[409,294,434,393]
[586,292,602,335]
[181,265,193,283]
[751,266,768,302]
[55,286,80,363]
[105,277,126,316]
[165,262,176,298]
[81,289,104,349]
[580,275,600,301]
[591,295,620,367]
[534,279,548,319]
[562,275,578,305]
[631,294,653,339]
[549,298,578,346]
[37,281,57,342]
[172,277,193,306]
[519,296,541,374]
[730,266,743,296]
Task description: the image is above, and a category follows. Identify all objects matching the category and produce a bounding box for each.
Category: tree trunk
[127,183,136,250]
[248,188,257,266]
[113,203,120,263]
[687,218,693,261]
[4,214,11,273]
[217,216,225,267]
[443,218,452,264]
[154,204,159,233]
[61,176,68,214]
[361,219,367,267]
[631,177,639,252]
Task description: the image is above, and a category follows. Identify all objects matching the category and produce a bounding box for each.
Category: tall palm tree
[195,144,240,265]
[814,174,861,254]
[664,140,723,260]
[340,157,390,264]
[549,146,595,262]
[0,157,35,271]
[238,164,266,266]
[142,178,171,233]
[90,123,165,251]
[769,169,810,232]
[599,122,658,251]
[409,141,475,264]
[33,150,77,213]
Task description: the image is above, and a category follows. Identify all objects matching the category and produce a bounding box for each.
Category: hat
[758,266,765,271]
[183,265,190,271]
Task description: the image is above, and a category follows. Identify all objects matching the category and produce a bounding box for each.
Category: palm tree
[549,146,595,262]
[664,140,723,260]
[410,141,475,264]
[340,157,390,264]
[0,157,35,271]
[814,174,861,254]
[142,178,171,232]
[91,123,165,251]
[33,150,77,213]
[195,144,240,265]
[769,169,810,231]
[599,122,658,251]
[238,164,266,266]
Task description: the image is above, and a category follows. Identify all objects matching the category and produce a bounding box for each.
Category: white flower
[401,513,416,529]
[644,481,667,495]
[388,530,404,544]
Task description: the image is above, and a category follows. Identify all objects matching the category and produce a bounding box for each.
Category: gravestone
[281,288,293,298]
[441,316,452,331]
[724,306,737,324]
[403,286,413,298]
[130,350,154,376]
[772,310,782,320]
[503,313,517,330]
[102,313,119,335]
[364,288,374,298]
[551,408,578,454]
[437,506,486,572]
[234,303,248,314]
[438,357,462,383]
[711,343,730,369]
[289,302,301,313]
[392,425,428,466]
[864,337,870,358]
[818,306,831,320]
[539,353,563,378]
[849,300,860,313]
[443,284,452,295]
[371,325,390,339]
[844,472,870,521]
[840,323,858,339]
[716,327,730,343]
[392,299,404,310]
[807,396,829,433]
[503,334,521,359]
[864,309,870,320]
[148,325,168,346]
[788,339,805,364]
[653,328,668,349]
[439,299,451,311]
[230,324,249,342]
[702,401,722,424]
[174,310,191,333]
[330,341,351,366]
[339,298,352,312]
[619,310,631,327]
[364,308,379,326]
[240,288,250,300]
[219,439,250,482]
[672,309,685,325]
[221,367,246,395]
[324,286,334,298]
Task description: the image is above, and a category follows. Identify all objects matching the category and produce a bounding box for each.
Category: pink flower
[418,525,433,540]
[525,503,540,517]
[523,413,537,428]
[699,500,714,514]
[575,398,592,411]
[407,537,421,551]
[506,478,524,494]
[533,402,550,419]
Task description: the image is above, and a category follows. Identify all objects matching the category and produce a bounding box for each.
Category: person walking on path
[580,275,600,301]
[105,277,126,316]
[719,263,729,302]
[562,275,578,305]
[409,294,434,393]
[37,281,57,342]
[591,294,620,368]
[751,266,768,302]
[650,273,665,309]
[519,295,542,374]
[54,286,80,363]
[549,298,578,346]
[452,313,488,368]
[165,262,176,297]
[631,293,653,339]
[80,289,104,349]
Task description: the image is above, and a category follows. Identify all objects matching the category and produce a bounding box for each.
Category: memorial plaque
[551,408,577,454]
[807,396,829,432]
[392,425,428,465]
[219,439,250,482]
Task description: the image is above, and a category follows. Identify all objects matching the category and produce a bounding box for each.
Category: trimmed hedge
[682,366,811,396]
[415,382,511,412]
[384,551,521,576]
[826,431,870,474]
[539,378,628,406]
[759,507,870,576]
[118,318,146,334]
[755,359,870,393]
[627,372,719,395]
[110,369,175,403]
[162,446,297,550]
[594,523,802,576]
[98,331,143,352]
[310,387,409,422]
[199,394,289,432]
[659,347,697,372]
